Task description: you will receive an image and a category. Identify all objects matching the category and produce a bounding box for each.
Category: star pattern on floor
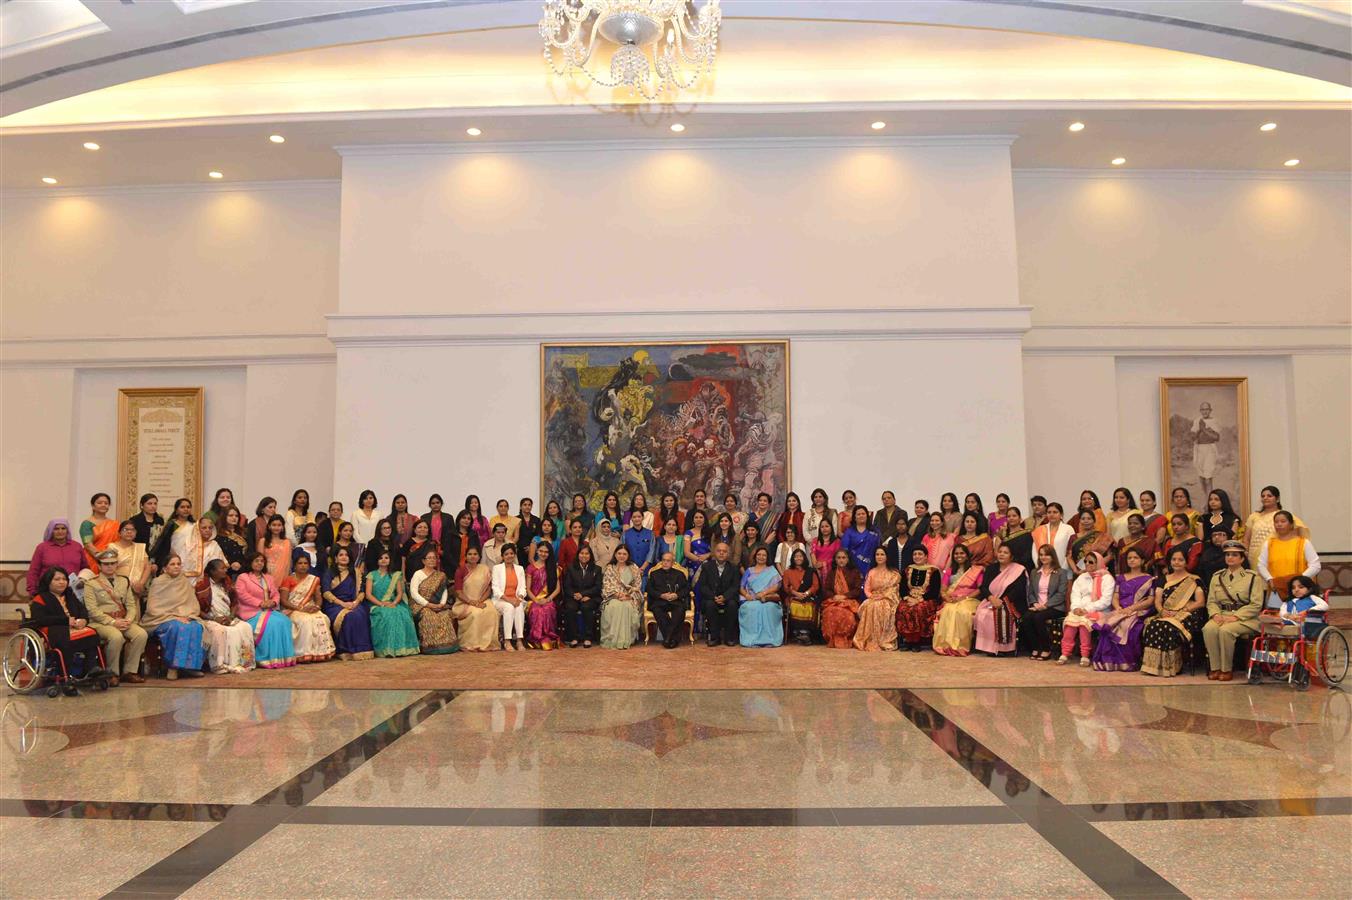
[562,710,756,757]
[1127,704,1292,749]
[39,709,206,753]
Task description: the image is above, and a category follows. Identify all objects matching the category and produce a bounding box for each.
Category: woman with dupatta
[525,541,561,650]
[819,549,861,648]
[452,545,499,651]
[853,547,900,651]
[600,545,644,649]
[738,546,784,648]
[802,488,835,549]
[257,515,292,586]
[79,492,120,571]
[974,544,1028,656]
[281,553,336,662]
[921,512,956,573]
[408,546,459,655]
[234,551,298,669]
[1068,510,1112,575]
[932,543,984,656]
[142,554,206,678]
[1156,514,1202,575]
[215,507,250,576]
[1091,546,1155,671]
[1140,547,1206,677]
[1113,514,1155,578]
[995,508,1034,571]
[781,548,819,645]
[111,519,152,598]
[322,547,373,660]
[366,550,420,658]
[810,519,840,571]
[896,546,941,651]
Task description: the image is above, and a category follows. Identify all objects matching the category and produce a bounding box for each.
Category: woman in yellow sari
[1244,485,1309,565]
[932,543,984,656]
[853,547,900,651]
[452,546,500,651]
[80,492,120,571]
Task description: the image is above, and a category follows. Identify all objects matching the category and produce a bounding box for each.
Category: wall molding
[0,333,335,368]
[1023,322,1352,356]
[0,177,340,201]
[1015,168,1351,183]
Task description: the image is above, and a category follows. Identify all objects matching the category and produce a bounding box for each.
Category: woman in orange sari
[819,549,862,649]
[958,513,994,568]
[854,547,900,651]
[781,548,820,645]
[80,492,121,571]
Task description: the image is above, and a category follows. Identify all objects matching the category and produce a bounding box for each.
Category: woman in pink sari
[810,519,841,571]
[921,512,956,573]
[234,551,298,669]
[931,543,984,655]
[525,541,561,650]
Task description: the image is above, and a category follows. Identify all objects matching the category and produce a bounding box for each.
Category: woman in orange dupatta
[932,543,985,656]
[819,549,862,649]
[958,513,994,568]
[80,492,121,571]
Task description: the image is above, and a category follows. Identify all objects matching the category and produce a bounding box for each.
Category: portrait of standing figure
[1160,377,1250,519]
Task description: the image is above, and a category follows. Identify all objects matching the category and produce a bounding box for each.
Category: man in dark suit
[646,551,691,648]
[695,541,741,646]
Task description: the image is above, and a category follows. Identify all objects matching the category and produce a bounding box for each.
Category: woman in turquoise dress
[364,550,420,658]
[738,546,784,647]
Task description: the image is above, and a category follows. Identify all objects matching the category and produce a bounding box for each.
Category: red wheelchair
[1246,591,1349,691]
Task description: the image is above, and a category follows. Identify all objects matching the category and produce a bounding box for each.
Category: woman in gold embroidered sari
[280,554,336,663]
[1068,510,1112,575]
[452,546,499,651]
[853,547,900,651]
[409,545,460,654]
[1140,548,1205,677]
[932,543,984,656]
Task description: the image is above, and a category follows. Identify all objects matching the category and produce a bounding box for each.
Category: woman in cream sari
[452,545,499,651]
[932,543,984,656]
[600,545,644,649]
[111,519,152,597]
[409,546,460,654]
[853,547,900,651]
[280,553,336,663]
[196,559,257,674]
[1243,485,1309,566]
[176,517,225,581]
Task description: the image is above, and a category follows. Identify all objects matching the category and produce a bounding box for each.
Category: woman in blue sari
[322,546,373,660]
[366,549,420,658]
[738,546,784,647]
[840,505,880,577]
[684,509,711,582]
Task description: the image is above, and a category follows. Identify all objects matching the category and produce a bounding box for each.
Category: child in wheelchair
[1251,575,1327,687]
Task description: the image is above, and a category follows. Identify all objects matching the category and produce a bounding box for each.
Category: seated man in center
[646,551,690,648]
[695,540,741,646]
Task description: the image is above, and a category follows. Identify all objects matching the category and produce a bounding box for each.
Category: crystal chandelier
[540,1,722,100]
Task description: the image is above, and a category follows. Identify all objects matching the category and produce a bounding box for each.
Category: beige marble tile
[0,816,213,899]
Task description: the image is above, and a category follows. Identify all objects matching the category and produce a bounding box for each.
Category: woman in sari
[841,506,880,577]
[366,550,419,658]
[1139,490,1168,543]
[1067,510,1111,575]
[234,551,298,669]
[175,515,224,581]
[565,494,591,536]
[1140,547,1206,677]
[257,515,292,585]
[938,492,962,536]
[142,554,206,678]
[719,492,748,534]
[738,546,784,648]
[932,543,984,656]
[196,559,256,673]
[463,494,490,544]
[656,517,686,568]
[1257,510,1321,606]
[922,512,956,573]
[684,510,711,583]
[281,553,336,663]
[596,492,623,536]
[328,521,365,579]
[322,547,374,661]
[802,488,835,546]
[1243,485,1308,563]
[1021,544,1070,660]
[836,489,858,537]
[1091,546,1154,671]
[819,549,862,649]
[995,507,1034,571]
[79,492,120,571]
[987,493,1011,536]
[215,507,250,576]
[1157,513,1202,575]
[1105,487,1142,543]
[408,546,459,655]
[854,547,900,651]
[385,494,417,546]
[111,519,151,597]
[1113,514,1155,578]
[974,544,1028,656]
[958,513,994,568]
[525,541,561,650]
[1075,490,1107,535]
[781,548,819,645]
[600,545,644,649]
[773,523,806,572]
[896,546,941,651]
[1168,487,1202,539]
[533,517,560,559]
[400,520,438,582]
[809,519,839,571]
[364,519,403,579]
[452,546,499,651]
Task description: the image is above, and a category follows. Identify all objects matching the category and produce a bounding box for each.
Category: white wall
[1,369,75,560]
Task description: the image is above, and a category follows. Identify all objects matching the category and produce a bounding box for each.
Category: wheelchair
[2,608,113,698]
[1246,591,1349,691]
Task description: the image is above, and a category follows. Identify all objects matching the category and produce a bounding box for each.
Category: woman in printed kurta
[781,549,820,644]
[408,546,460,655]
[738,547,783,648]
[974,544,1028,656]
[234,551,298,668]
[853,547,900,651]
[322,547,374,660]
[1091,547,1154,671]
[525,541,561,650]
[1243,485,1308,565]
[452,546,500,651]
[281,554,336,663]
[366,551,419,658]
[896,546,941,650]
[600,545,644,649]
[931,543,984,656]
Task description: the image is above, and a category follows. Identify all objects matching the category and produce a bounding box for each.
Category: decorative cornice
[0,333,335,368]
[1023,322,1352,356]
[1015,168,1351,183]
[334,135,1019,158]
[0,178,340,201]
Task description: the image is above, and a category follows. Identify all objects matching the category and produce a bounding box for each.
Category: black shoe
[706,637,719,647]
[664,638,679,649]
[911,644,925,652]
[61,684,80,697]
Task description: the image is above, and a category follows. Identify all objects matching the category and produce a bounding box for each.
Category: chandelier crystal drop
[540,0,721,100]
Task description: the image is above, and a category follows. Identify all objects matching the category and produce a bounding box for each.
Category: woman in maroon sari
[819,549,862,649]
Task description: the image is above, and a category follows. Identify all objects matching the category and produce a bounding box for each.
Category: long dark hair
[1208,489,1237,519]
[530,540,559,592]
[1112,487,1137,512]
[289,489,310,515]
[262,514,287,548]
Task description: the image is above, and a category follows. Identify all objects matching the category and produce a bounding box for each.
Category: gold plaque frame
[1159,376,1251,519]
[116,387,204,520]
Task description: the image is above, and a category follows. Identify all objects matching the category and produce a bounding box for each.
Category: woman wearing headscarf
[1057,551,1116,666]
[28,567,106,693]
[974,543,1028,656]
[142,554,207,678]
[452,545,500,651]
[27,519,86,597]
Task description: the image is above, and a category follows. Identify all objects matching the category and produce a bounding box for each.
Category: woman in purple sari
[525,541,561,650]
[1091,546,1155,671]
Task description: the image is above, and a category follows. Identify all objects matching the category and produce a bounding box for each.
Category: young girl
[1058,551,1116,666]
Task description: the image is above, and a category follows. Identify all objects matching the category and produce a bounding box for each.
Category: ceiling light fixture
[669,123,685,132]
[208,171,224,179]
[42,177,58,184]
[1284,158,1300,167]
[871,121,886,131]
[1260,122,1277,132]
[83,141,100,150]
[269,134,285,143]
[541,0,721,100]
[466,127,482,136]
[1111,157,1126,166]
[1068,122,1085,132]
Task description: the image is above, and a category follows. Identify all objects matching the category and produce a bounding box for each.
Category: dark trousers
[649,599,688,644]
[702,596,738,643]
[563,598,600,643]
[1021,608,1064,654]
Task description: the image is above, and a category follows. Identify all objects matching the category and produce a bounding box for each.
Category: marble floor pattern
[1,684,1348,899]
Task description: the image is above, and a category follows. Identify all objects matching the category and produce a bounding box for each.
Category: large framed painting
[116,387,204,520]
[1159,377,1250,518]
[541,341,790,510]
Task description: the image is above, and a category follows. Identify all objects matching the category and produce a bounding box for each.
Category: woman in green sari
[365,549,420,657]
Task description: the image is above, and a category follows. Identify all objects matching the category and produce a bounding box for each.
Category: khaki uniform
[1202,568,1264,672]
[83,573,148,676]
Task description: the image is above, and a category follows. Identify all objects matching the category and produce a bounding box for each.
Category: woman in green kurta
[365,550,420,658]
[600,544,644,649]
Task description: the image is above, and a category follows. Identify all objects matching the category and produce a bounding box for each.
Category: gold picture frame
[116,387,204,520]
[540,340,791,508]
[1159,377,1251,519]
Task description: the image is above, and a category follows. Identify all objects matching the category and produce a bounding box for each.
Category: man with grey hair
[694,541,741,646]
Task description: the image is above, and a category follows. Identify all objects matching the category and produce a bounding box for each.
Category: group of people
[23,482,1322,691]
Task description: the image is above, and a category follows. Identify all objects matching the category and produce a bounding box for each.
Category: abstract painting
[541,341,790,510]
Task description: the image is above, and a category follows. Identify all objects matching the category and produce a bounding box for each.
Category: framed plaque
[116,387,204,519]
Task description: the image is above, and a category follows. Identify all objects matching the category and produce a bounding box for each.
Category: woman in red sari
[819,548,862,649]
[896,546,941,651]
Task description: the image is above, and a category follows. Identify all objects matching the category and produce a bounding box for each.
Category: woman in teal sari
[739,546,784,647]
[364,550,420,657]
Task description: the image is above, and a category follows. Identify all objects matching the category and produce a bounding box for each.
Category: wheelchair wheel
[1315,628,1349,687]
[2,629,47,695]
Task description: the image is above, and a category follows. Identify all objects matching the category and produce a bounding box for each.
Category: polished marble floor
[1,684,1348,899]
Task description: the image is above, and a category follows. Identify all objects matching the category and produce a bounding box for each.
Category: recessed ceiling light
[269,134,285,144]
[1260,122,1277,132]
[870,121,886,130]
[82,141,100,150]
[1111,157,1126,166]
[1068,122,1085,132]
[42,176,58,185]
[669,123,685,133]
[466,127,482,136]
[208,171,224,179]
[1284,158,1300,167]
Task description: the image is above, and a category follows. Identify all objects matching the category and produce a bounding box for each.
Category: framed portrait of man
[1159,377,1250,518]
